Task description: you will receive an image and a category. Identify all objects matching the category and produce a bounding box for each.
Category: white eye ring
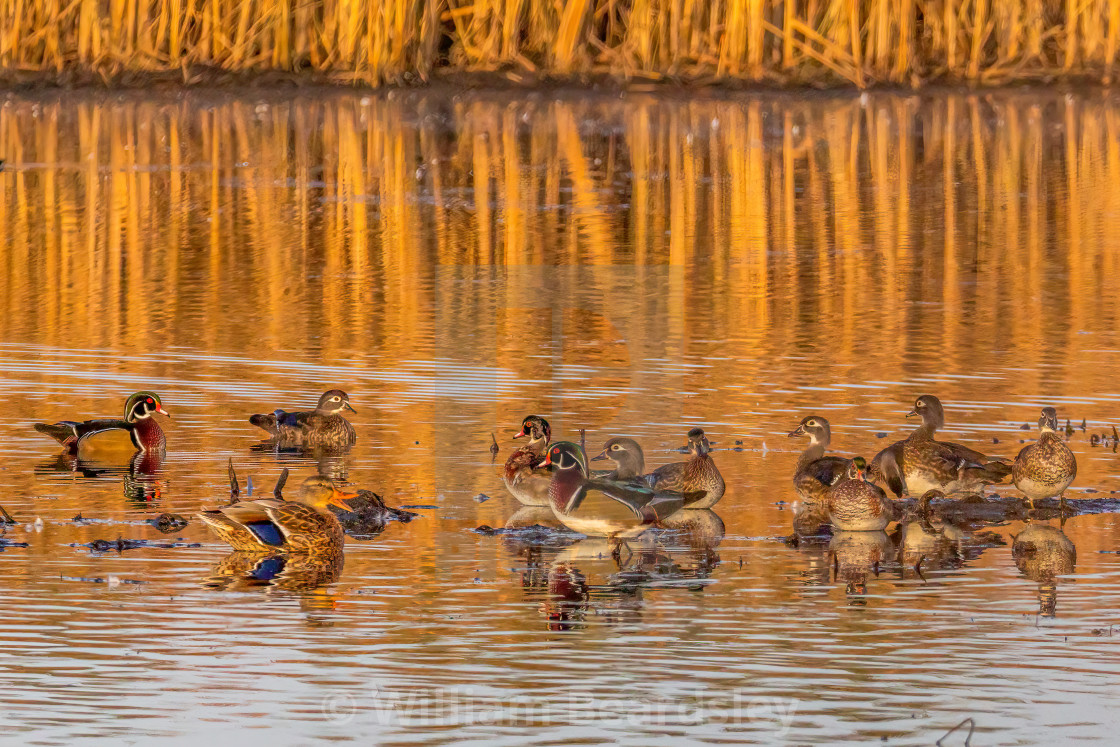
[611,444,620,450]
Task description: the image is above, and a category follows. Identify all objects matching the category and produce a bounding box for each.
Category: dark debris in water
[330,491,418,539]
[0,537,29,549]
[473,493,491,503]
[0,505,17,525]
[399,504,439,510]
[61,575,145,585]
[149,513,189,533]
[75,537,202,552]
[473,523,581,543]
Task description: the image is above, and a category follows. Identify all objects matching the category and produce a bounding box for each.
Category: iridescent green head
[542,441,588,476]
[124,391,169,422]
[848,455,868,480]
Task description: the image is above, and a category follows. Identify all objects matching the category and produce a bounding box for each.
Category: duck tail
[34,422,78,448]
[249,412,280,436]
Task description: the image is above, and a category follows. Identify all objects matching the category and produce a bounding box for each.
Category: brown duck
[1013,407,1077,509]
[826,457,896,531]
[502,415,553,507]
[645,428,725,509]
[249,390,357,448]
[590,437,646,481]
[198,474,357,554]
[789,416,851,505]
[870,395,1011,497]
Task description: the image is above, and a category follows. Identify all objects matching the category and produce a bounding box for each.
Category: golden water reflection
[1,87,1120,743]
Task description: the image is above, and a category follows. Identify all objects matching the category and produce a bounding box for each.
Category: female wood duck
[198,474,358,554]
[1012,522,1076,617]
[789,416,851,506]
[34,391,170,456]
[827,456,896,531]
[1013,407,1077,509]
[645,428,725,509]
[870,395,1011,497]
[590,437,646,481]
[543,441,695,538]
[249,390,357,447]
[503,415,554,506]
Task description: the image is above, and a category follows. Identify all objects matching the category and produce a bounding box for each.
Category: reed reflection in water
[1,88,1120,743]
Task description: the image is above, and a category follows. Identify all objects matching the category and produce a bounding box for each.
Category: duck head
[316,390,356,414]
[907,395,945,430]
[542,441,588,477]
[295,476,360,512]
[591,437,645,478]
[124,391,170,422]
[514,415,552,444]
[1038,406,1059,434]
[788,416,831,446]
[686,428,712,456]
[846,455,868,480]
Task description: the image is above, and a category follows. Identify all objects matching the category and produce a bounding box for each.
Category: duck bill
[542,451,553,466]
[513,427,527,439]
[787,425,805,438]
[590,450,608,462]
[343,402,357,414]
[905,409,918,418]
[327,488,360,511]
[157,407,171,419]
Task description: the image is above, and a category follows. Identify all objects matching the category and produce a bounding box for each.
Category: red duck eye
[146,398,154,404]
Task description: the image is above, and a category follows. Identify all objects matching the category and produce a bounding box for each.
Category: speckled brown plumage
[789,416,851,508]
[826,458,896,531]
[249,389,357,448]
[1013,407,1077,507]
[197,476,354,554]
[646,428,725,509]
[870,395,1011,497]
[503,416,554,506]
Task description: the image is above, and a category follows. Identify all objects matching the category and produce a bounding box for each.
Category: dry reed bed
[3,1,1120,86]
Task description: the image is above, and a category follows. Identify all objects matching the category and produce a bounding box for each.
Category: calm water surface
[2,87,1120,745]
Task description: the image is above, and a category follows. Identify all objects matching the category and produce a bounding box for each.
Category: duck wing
[806,456,850,486]
[198,499,288,550]
[870,443,906,497]
[941,441,1013,477]
[35,419,131,451]
[262,501,342,552]
[646,461,687,492]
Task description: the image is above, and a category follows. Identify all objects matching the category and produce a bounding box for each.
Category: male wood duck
[503,415,554,506]
[249,390,357,448]
[590,437,646,481]
[1013,407,1077,509]
[543,441,697,538]
[645,428,725,509]
[827,456,896,531]
[198,474,357,554]
[789,416,851,506]
[869,395,1011,497]
[34,391,170,456]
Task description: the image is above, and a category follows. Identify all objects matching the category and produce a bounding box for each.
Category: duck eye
[146,398,153,404]
[611,444,620,450]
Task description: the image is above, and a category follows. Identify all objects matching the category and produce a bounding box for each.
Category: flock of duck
[28,389,1078,569]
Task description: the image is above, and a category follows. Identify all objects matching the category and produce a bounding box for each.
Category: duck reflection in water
[204,549,344,593]
[1012,520,1076,618]
[891,493,1007,581]
[504,508,724,631]
[249,440,354,483]
[37,448,167,504]
[829,531,894,604]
